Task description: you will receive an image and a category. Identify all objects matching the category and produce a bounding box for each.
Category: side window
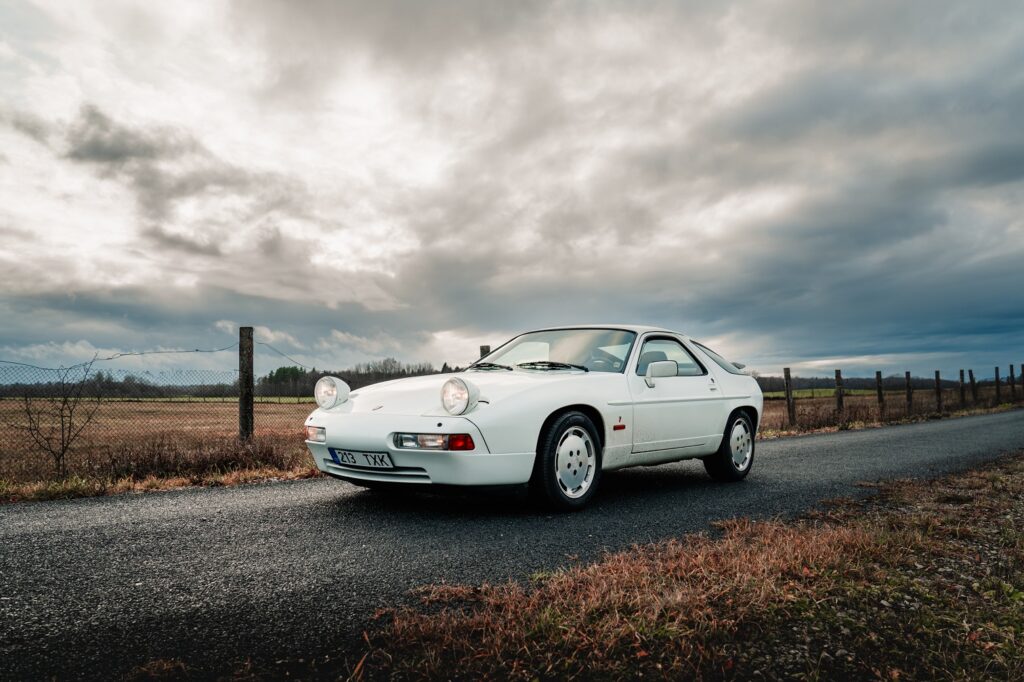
[635,338,705,377]
[692,341,747,375]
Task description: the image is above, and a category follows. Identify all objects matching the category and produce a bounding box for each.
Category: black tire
[703,411,756,482]
[530,411,603,511]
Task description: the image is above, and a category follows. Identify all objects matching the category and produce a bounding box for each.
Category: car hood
[332,370,582,417]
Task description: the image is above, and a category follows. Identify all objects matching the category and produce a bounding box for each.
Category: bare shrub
[17,360,100,478]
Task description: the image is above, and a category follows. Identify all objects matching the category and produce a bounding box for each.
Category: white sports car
[304,325,763,509]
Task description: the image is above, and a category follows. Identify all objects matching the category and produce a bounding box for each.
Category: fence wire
[0,346,1019,486]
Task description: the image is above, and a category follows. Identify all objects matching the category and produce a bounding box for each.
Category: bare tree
[20,360,101,478]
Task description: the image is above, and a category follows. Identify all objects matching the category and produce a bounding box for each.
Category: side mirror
[732,362,746,370]
[645,360,678,387]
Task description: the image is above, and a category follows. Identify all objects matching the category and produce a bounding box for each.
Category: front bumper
[305,412,535,486]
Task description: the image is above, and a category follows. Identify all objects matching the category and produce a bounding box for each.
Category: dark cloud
[64,106,248,222]
[65,105,196,164]
[59,105,313,257]
[141,225,223,257]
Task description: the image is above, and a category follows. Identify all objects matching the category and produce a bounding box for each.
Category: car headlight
[314,376,350,409]
[440,377,479,415]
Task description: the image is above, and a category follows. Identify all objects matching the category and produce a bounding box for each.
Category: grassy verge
[3,403,1020,504]
[336,454,1024,680]
[759,401,1021,439]
[0,466,317,503]
[0,435,317,503]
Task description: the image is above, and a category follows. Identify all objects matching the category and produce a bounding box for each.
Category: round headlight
[441,377,478,415]
[314,376,350,409]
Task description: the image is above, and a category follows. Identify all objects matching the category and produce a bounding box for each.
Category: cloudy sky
[1,0,1023,378]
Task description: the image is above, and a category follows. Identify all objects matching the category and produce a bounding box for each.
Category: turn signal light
[305,426,326,443]
[393,433,476,451]
[447,434,475,451]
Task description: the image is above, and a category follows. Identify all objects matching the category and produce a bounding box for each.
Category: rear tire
[703,412,755,482]
[530,411,602,511]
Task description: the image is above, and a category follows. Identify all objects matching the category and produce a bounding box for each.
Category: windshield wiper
[516,361,589,372]
[468,361,514,371]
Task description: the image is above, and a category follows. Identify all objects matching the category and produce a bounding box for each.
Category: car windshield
[478,328,637,373]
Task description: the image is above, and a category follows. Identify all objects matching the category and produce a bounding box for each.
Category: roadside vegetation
[338,453,1024,680]
[1,393,1021,503]
[0,357,1020,504]
[0,432,316,502]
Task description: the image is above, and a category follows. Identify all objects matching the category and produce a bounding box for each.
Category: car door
[627,336,726,454]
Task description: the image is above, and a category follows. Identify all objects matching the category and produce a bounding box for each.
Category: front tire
[530,411,602,510]
[703,412,755,482]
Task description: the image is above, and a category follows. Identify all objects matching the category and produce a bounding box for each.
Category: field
[0,399,314,493]
[0,385,1016,500]
[763,387,881,399]
[758,385,1007,432]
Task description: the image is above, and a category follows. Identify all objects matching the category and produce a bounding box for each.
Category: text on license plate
[329,449,394,469]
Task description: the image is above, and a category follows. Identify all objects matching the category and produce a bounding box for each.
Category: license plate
[329,449,394,469]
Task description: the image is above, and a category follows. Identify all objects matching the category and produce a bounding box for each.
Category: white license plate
[329,449,394,469]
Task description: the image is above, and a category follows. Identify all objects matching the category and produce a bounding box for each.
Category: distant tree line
[257,358,461,396]
[753,373,967,394]
[0,359,462,399]
[0,362,1000,400]
[0,370,239,399]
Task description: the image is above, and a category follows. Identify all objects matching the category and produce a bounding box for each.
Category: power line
[255,342,313,369]
[0,344,239,372]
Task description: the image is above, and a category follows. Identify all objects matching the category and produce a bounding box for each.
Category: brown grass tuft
[360,518,910,680]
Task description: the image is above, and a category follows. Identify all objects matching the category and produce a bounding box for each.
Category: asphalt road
[2,410,1023,679]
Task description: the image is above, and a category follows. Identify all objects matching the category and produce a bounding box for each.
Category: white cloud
[320,329,402,355]
[214,320,236,336]
[254,325,305,349]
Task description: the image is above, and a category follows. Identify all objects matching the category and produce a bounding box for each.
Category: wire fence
[0,336,1020,486]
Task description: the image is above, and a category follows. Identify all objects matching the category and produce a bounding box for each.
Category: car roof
[528,323,688,337]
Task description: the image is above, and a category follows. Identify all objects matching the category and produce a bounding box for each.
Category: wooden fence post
[959,369,966,406]
[969,369,977,403]
[239,326,254,441]
[479,345,491,359]
[783,367,796,427]
[1010,364,1017,402]
[875,370,884,417]
[995,367,1001,403]
[934,370,942,413]
[835,369,844,414]
[905,371,913,415]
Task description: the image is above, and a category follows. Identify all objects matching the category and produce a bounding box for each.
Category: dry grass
[0,399,313,495]
[125,658,190,680]
[0,464,318,503]
[344,454,1024,681]
[759,385,1017,436]
[0,428,316,502]
[0,389,1019,503]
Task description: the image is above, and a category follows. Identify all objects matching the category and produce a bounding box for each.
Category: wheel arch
[535,404,606,455]
[728,404,760,433]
